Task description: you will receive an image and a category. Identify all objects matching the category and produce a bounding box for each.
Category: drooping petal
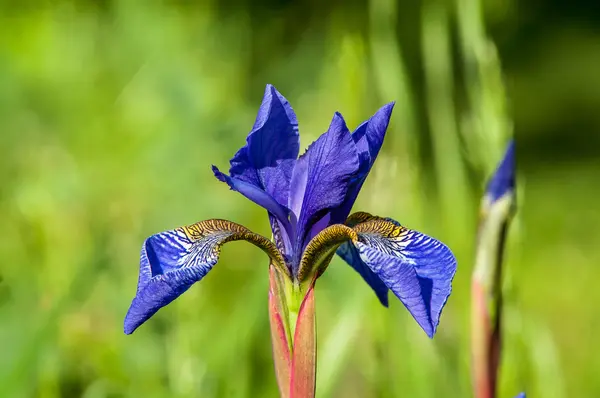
[351,215,456,338]
[293,218,385,309]
[289,113,360,267]
[124,219,286,334]
[336,241,389,306]
[485,140,515,203]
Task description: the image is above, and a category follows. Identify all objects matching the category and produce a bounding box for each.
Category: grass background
[1,0,599,397]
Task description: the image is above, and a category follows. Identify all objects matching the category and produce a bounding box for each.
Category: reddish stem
[471,280,501,398]
[290,284,316,398]
[269,266,292,398]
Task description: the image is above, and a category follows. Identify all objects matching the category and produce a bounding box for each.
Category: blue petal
[213,84,298,251]
[289,112,360,267]
[515,393,526,398]
[224,84,299,208]
[212,165,291,237]
[331,103,394,224]
[124,228,215,334]
[336,241,389,306]
[352,102,395,172]
[353,217,456,338]
[124,220,280,334]
[485,139,515,203]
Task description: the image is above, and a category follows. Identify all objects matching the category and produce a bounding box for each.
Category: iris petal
[331,102,394,224]
[330,104,394,302]
[352,102,395,170]
[294,213,455,338]
[213,84,299,253]
[124,219,285,334]
[289,112,360,265]
[351,215,456,338]
[227,84,299,207]
[212,165,291,235]
[336,242,389,306]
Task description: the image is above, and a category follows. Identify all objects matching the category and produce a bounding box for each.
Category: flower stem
[290,284,316,398]
[269,267,317,398]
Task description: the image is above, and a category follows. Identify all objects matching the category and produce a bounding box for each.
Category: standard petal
[289,112,360,266]
[331,103,395,223]
[336,241,389,306]
[352,102,395,170]
[124,219,286,334]
[351,215,456,338]
[485,139,515,203]
[223,84,299,208]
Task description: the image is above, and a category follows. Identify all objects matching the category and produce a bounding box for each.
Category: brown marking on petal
[353,217,407,239]
[344,211,376,227]
[178,219,289,277]
[297,224,357,282]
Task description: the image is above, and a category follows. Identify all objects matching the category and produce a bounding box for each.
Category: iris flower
[124,85,457,397]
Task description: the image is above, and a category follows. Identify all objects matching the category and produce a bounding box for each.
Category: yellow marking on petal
[345,211,376,227]
[298,224,358,282]
[297,213,411,284]
[353,218,407,239]
[178,219,289,277]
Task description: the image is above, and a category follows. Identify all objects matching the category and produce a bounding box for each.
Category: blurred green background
[1,0,599,397]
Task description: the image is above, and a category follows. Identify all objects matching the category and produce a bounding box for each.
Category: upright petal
[290,102,394,307]
[352,102,395,172]
[331,103,394,223]
[212,85,299,251]
[350,214,456,338]
[289,113,360,267]
[327,104,395,295]
[124,219,286,334]
[228,84,299,207]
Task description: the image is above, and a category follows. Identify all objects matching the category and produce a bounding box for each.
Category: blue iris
[124,84,457,339]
